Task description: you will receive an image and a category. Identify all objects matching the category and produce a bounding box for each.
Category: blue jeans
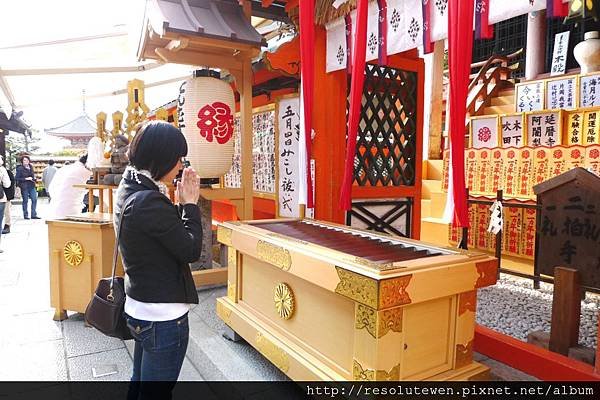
[21,186,37,218]
[125,312,189,400]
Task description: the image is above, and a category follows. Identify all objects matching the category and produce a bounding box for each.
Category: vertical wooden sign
[470,115,500,148]
[516,81,545,112]
[503,206,523,256]
[517,148,534,199]
[526,111,562,147]
[522,207,537,259]
[490,149,505,193]
[582,109,600,145]
[533,147,551,193]
[580,73,600,108]
[500,113,525,148]
[546,76,576,109]
[476,149,492,196]
[549,147,568,179]
[584,145,600,176]
[465,149,478,193]
[566,146,585,170]
[566,111,584,145]
[503,149,520,198]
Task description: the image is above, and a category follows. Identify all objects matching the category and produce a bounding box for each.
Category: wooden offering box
[216,219,498,381]
[47,213,123,320]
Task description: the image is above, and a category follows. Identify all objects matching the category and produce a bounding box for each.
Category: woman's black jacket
[114,171,200,304]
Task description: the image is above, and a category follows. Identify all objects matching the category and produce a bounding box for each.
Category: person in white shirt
[47,154,91,220]
[42,160,58,199]
[0,155,12,252]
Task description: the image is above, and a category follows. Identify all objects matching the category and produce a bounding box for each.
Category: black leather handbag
[84,209,133,340]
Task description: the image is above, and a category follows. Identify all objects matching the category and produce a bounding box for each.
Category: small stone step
[424,159,444,180]
[421,199,432,219]
[422,180,442,199]
[490,95,514,106]
[483,104,515,115]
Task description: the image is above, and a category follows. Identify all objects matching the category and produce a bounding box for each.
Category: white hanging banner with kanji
[430,0,449,42]
[326,18,347,73]
[488,0,545,24]
[387,0,423,55]
[487,200,503,235]
[277,96,301,217]
[471,116,499,148]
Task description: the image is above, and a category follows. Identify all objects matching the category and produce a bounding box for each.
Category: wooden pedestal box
[47,215,123,321]
[216,219,498,381]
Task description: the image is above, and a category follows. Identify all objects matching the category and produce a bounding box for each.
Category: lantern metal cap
[194,69,221,79]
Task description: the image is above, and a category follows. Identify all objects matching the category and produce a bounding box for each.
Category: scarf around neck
[124,165,169,197]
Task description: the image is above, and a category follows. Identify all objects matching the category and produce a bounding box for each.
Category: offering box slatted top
[257,220,444,264]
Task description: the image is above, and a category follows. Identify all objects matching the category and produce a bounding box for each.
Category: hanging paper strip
[532,147,551,190]
[490,148,504,193]
[475,0,494,40]
[325,18,347,73]
[566,145,585,170]
[584,145,600,176]
[299,0,315,208]
[339,0,369,210]
[345,14,353,73]
[377,0,388,65]
[517,147,534,199]
[421,0,434,54]
[503,206,523,256]
[547,0,569,18]
[467,203,477,249]
[549,147,567,178]
[430,0,449,42]
[465,149,478,192]
[503,149,520,198]
[488,0,545,25]
[447,0,474,227]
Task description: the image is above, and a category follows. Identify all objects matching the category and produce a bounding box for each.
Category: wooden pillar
[312,27,347,224]
[428,40,445,160]
[549,267,581,356]
[240,61,254,220]
[525,10,547,80]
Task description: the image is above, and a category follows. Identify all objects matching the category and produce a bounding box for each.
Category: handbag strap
[107,192,139,301]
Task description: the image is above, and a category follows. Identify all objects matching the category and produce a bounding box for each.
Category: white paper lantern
[177,71,235,179]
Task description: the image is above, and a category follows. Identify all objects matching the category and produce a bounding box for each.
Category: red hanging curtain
[447,0,474,227]
[299,0,315,208]
[339,0,369,211]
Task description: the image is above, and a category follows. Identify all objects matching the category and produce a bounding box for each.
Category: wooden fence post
[549,267,581,356]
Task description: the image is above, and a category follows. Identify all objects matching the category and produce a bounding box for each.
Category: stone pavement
[0,199,285,382]
[0,199,536,382]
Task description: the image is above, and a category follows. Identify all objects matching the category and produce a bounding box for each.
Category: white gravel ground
[476,274,599,349]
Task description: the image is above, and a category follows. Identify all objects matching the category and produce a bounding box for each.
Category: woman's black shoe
[1,225,9,234]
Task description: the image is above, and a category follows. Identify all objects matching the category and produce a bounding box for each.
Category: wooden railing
[465,48,523,119]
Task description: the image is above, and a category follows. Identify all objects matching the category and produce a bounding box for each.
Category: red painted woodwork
[474,324,600,381]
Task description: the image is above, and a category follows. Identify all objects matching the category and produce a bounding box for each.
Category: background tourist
[42,159,57,199]
[114,121,201,399]
[48,154,91,220]
[15,155,39,219]
[0,155,12,252]
[1,164,15,234]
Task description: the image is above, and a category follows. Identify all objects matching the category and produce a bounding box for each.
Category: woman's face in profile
[161,158,184,185]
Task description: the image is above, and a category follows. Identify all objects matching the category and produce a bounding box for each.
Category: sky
[0,0,199,152]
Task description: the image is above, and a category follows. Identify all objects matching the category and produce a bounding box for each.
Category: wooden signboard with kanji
[579,73,600,108]
[534,168,600,289]
[546,76,576,109]
[566,111,584,145]
[516,81,545,112]
[526,110,563,147]
[582,109,600,145]
[500,113,525,147]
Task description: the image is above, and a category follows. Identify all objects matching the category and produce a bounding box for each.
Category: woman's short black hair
[128,121,188,180]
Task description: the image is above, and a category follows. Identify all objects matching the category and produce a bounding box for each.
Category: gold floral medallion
[273,283,295,320]
[63,240,84,267]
